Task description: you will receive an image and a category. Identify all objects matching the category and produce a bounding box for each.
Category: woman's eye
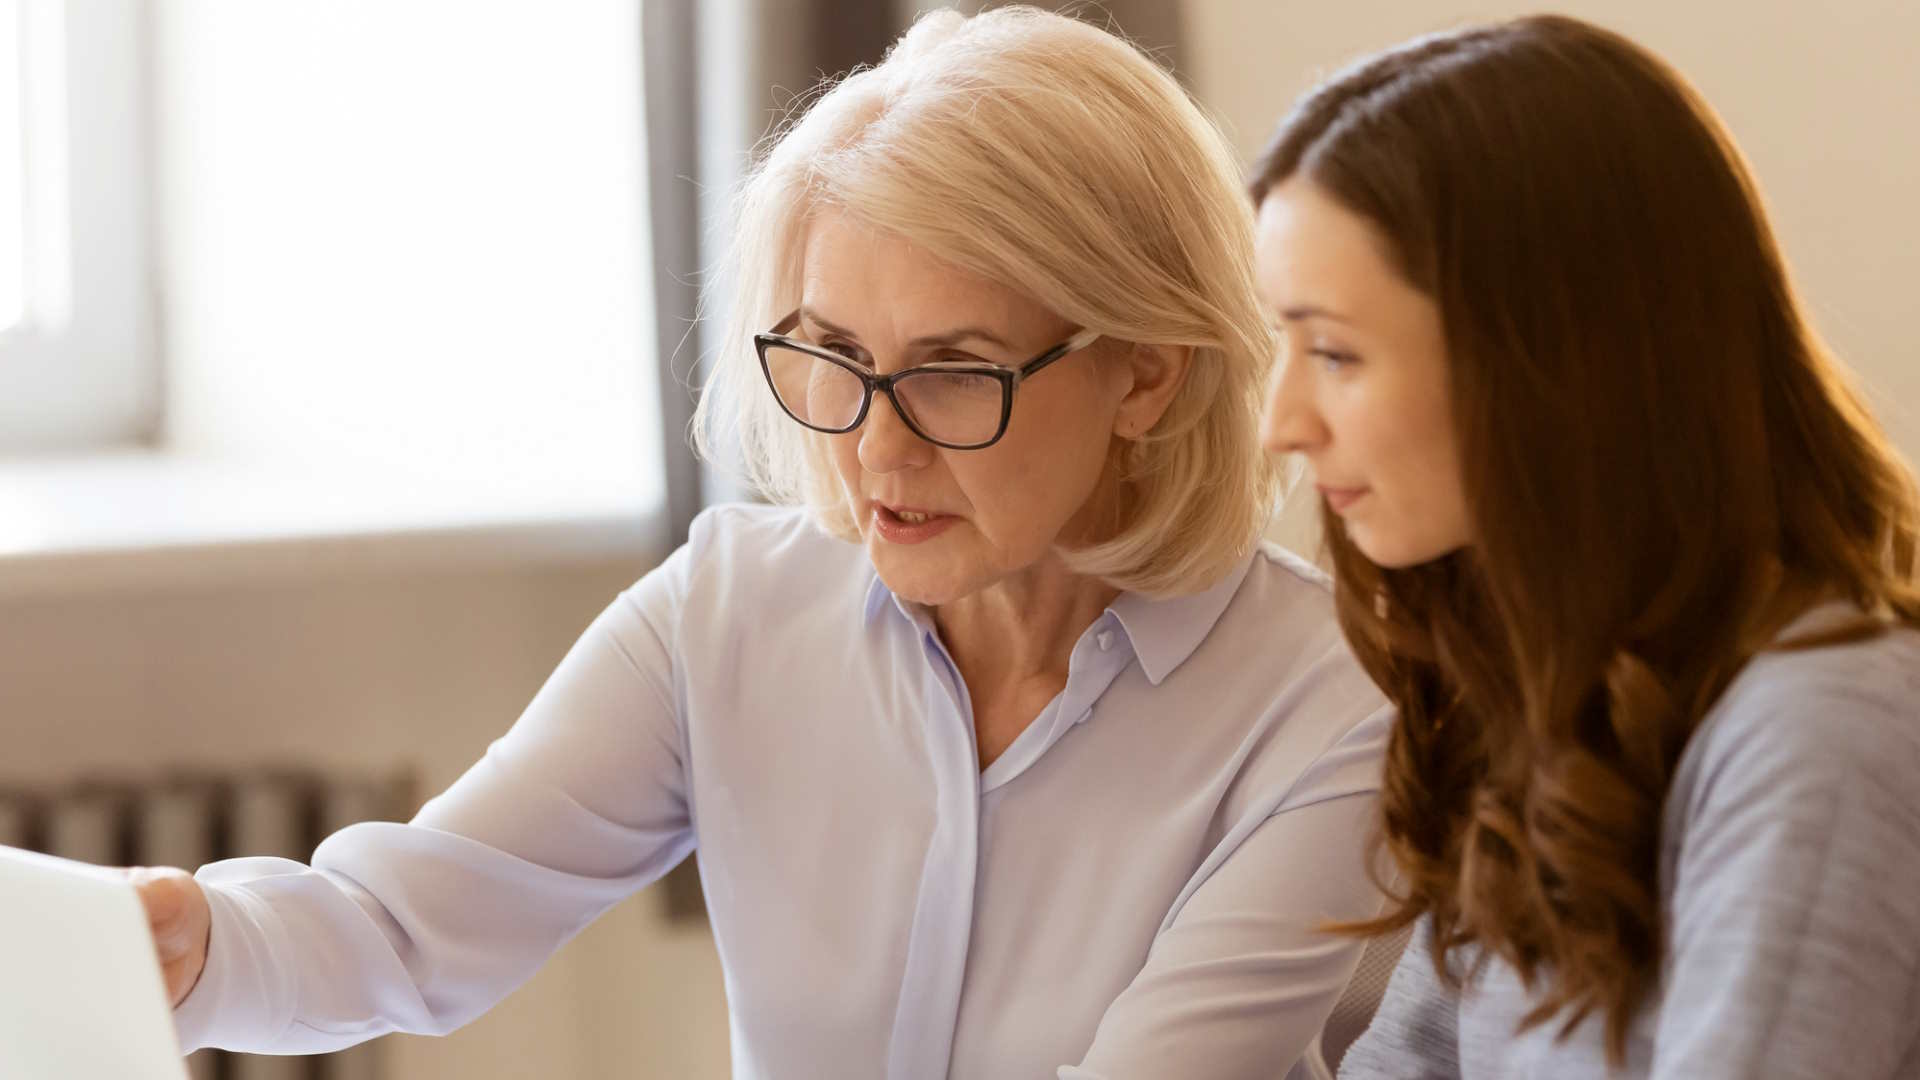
[1310,348,1358,371]
[823,340,865,363]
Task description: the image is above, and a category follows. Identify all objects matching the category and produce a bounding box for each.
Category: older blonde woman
[132,8,1389,1078]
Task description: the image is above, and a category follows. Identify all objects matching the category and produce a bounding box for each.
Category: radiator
[0,768,414,1080]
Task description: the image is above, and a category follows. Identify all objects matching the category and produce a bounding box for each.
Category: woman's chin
[1349,525,1466,570]
[868,547,972,608]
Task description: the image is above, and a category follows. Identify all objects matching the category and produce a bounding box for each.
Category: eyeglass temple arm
[1019,327,1104,379]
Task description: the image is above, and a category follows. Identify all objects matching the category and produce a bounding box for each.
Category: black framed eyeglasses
[753,311,1103,451]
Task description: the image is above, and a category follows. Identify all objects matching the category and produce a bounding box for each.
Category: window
[151,3,661,529]
[2,3,662,561]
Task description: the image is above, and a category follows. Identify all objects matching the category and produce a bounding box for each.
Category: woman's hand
[125,866,211,1007]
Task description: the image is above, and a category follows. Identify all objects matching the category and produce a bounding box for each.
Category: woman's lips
[872,504,959,544]
[1317,486,1369,513]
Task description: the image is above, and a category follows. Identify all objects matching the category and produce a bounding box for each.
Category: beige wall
[1,546,731,1079]
[1187,0,1920,554]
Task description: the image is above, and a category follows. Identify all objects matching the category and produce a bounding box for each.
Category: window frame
[0,0,157,454]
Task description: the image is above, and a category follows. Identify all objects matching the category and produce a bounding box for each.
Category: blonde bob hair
[692,5,1278,596]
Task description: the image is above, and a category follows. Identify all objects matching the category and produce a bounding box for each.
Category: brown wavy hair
[1251,14,1920,1061]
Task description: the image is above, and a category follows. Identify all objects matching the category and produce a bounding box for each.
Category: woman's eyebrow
[1278,303,1356,326]
[799,306,1015,351]
[907,327,1014,351]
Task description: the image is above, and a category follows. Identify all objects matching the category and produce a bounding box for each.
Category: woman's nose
[1260,355,1328,456]
[856,391,937,474]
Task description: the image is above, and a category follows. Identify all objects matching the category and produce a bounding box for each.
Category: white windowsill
[0,450,672,597]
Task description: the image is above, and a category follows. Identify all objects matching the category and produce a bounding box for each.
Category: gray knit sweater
[1341,605,1920,1079]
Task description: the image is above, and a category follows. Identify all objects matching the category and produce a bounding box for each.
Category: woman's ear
[1112,343,1194,438]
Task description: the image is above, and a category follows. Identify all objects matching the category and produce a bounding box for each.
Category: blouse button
[1096,629,1114,652]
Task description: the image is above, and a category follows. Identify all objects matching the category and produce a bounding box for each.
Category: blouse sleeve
[173,543,699,1054]
[1065,706,1399,1079]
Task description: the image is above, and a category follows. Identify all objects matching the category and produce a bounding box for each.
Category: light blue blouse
[175,503,1392,1078]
